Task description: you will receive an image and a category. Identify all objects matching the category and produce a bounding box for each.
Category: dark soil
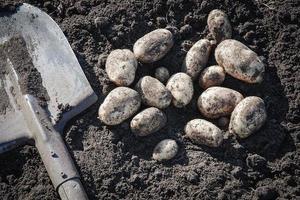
[0,0,299,200]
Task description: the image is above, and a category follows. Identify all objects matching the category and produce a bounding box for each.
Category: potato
[130,107,167,137]
[182,39,213,80]
[133,29,174,63]
[197,86,244,119]
[136,76,172,109]
[207,9,232,43]
[199,65,225,89]
[185,119,223,147]
[105,49,137,86]
[215,39,265,83]
[153,139,178,161]
[155,67,170,84]
[166,73,194,108]
[229,96,267,138]
[98,87,141,125]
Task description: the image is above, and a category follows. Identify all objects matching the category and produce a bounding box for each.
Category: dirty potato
[199,65,225,89]
[130,107,167,137]
[153,139,178,161]
[185,119,223,147]
[98,87,141,125]
[197,86,244,119]
[229,96,267,138]
[207,9,232,43]
[182,39,213,80]
[166,73,194,108]
[215,39,265,83]
[136,76,172,109]
[105,49,138,86]
[133,29,174,63]
[155,67,170,84]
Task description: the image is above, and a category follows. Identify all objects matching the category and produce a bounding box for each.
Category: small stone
[217,117,230,129]
[179,24,193,37]
[185,171,199,184]
[153,139,178,161]
[166,73,194,108]
[135,76,172,109]
[246,154,267,169]
[130,107,167,137]
[154,67,170,84]
[94,16,110,28]
[255,186,278,200]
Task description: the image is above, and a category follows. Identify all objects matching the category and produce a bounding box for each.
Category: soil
[0,0,299,200]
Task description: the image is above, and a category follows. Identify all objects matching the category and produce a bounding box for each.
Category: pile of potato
[98,9,267,161]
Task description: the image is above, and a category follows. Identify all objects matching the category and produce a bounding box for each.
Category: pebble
[184,119,224,147]
[105,49,138,86]
[153,139,178,161]
[133,29,174,63]
[154,67,170,84]
[130,107,167,137]
[207,9,232,43]
[182,39,213,80]
[199,65,226,89]
[98,87,141,125]
[166,73,194,108]
[215,39,265,83]
[229,96,267,138]
[135,76,172,109]
[197,86,244,119]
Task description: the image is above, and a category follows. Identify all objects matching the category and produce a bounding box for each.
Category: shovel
[0,3,97,200]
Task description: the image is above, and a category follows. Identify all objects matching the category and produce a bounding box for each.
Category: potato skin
[229,96,267,138]
[185,119,223,147]
[98,87,141,125]
[135,76,172,109]
[207,9,232,43]
[153,139,178,161]
[133,29,174,63]
[105,49,137,86]
[215,39,265,83]
[182,39,212,80]
[199,65,225,89]
[130,107,167,137]
[166,73,194,108]
[197,86,244,119]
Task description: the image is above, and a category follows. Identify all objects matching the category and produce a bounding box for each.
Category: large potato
[182,39,212,80]
[197,86,244,119]
[185,119,223,147]
[136,76,172,109]
[153,139,178,161]
[133,29,174,63]
[98,87,141,125]
[105,49,138,86]
[215,39,265,83]
[166,73,194,108]
[199,65,225,89]
[130,107,167,137]
[229,96,267,138]
[207,9,232,43]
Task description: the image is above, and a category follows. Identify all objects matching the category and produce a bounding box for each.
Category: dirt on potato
[0,0,299,200]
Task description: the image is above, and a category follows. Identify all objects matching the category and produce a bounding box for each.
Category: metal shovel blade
[0,3,97,200]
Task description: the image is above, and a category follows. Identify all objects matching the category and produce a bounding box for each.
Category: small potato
[98,87,141,125]
[215,39,265,83]
[207,9,232,43]
[182,39,212,80]
[130,107,167,137]
[229,96,267,138]
[199,65,225,89]
[198,86,244,119]
[136,76,172,109]
[105,49,137,86]
[166,73,194,108]
[133,29,174,63]
[153,139,178,161]
[185,119,223,147]
[155,67,170,84]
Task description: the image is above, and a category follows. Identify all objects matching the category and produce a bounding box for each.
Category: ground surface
[0,0,299,199]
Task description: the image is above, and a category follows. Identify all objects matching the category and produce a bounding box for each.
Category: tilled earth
[0,0,299,199]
